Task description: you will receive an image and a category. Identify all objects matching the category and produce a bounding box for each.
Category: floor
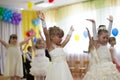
[0,75,83,80]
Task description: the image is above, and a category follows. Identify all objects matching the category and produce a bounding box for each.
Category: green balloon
[0,15,3,20]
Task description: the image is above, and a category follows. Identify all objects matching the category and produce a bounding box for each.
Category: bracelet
[42,20,47,28]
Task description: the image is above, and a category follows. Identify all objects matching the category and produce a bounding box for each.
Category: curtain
[41,0,120,66]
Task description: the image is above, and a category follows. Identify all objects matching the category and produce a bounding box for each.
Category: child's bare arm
[86,19,97,40]
[61,26,74,47]
[0,39,8,48]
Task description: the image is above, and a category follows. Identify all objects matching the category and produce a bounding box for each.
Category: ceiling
[0,0,87,10]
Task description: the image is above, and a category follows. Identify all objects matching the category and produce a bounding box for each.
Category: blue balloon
[33,38,37,43]
[112,28,118,36]
[83,31,88,38]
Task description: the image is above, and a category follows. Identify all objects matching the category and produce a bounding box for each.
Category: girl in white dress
[0,34,33,80]
[30,30,50,80]
[109,37,120,72]
[38,11,74,80]
[83,16,120,79]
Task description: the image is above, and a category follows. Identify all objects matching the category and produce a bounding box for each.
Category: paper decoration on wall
[112,28,118,36]
[83,31,88,38]
[0,7,21,25]
[28,1,33,9]
[74,34,80,41]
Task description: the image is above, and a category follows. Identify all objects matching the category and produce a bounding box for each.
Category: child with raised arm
[38,11,74,80]
[0,34,33,80]
[83,26,120,80]
[86,15,113,40]
[30,30,50,80]
[109,37,120,72]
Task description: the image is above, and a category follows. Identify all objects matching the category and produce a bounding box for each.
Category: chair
[79,60,89,78]
[67,61,76,76]
[74,60,81,77]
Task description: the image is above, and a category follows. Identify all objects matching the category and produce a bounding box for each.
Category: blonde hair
[49,26,64,38]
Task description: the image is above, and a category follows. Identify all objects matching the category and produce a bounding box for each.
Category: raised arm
[37,11,51,49]
[107,15,113,36]
[0,39,8,48]
[39,30,45,42]
[61,26,74,47]
[86,27,94,53]
[86,19,97,40]
[19,35,34,49]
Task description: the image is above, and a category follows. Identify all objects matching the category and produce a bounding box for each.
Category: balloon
[112,28,118,36]
[28,2,33,9]
[26,32,31,37]
[33,38,37,43]
[32,18,40,27]
[48,0,54,3]
[83,31,88,38]
[74,34,80,41]
[0,15,3,20]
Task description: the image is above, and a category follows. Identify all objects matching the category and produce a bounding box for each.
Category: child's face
[98,32,109,45]
[110,40,116,45]
[10,37,17,44]
[36,41,46,48]
[52,35,62,45]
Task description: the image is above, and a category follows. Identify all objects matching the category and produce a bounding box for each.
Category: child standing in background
[30,30,50,80]
[0,34,33,80]
[109,37,120,72]
[20,43,28,79]
[25,46,34,80]
[38,11,74,80]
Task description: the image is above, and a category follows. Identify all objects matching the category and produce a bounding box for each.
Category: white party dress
[83,45,120,80]
[4,44,23,77]
[45,48,73,80]
[30,49,50,76]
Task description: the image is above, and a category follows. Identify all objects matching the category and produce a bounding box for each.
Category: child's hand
[86,19,95,23]
[107,15,113,22]
[37,11,45,21]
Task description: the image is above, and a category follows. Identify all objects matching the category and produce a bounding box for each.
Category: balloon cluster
[0,7,21,25]
[32,18,40,27]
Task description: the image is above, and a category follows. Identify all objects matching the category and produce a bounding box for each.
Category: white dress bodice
[35,49,45,57]
[96,45,112,62]
[89,45,112,66]
[49,48,66,62]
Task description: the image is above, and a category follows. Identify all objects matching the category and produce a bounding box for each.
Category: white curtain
[0,18,22,74]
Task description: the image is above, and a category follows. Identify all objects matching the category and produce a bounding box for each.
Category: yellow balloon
[74,34,80,41]
[28,2,33,9]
